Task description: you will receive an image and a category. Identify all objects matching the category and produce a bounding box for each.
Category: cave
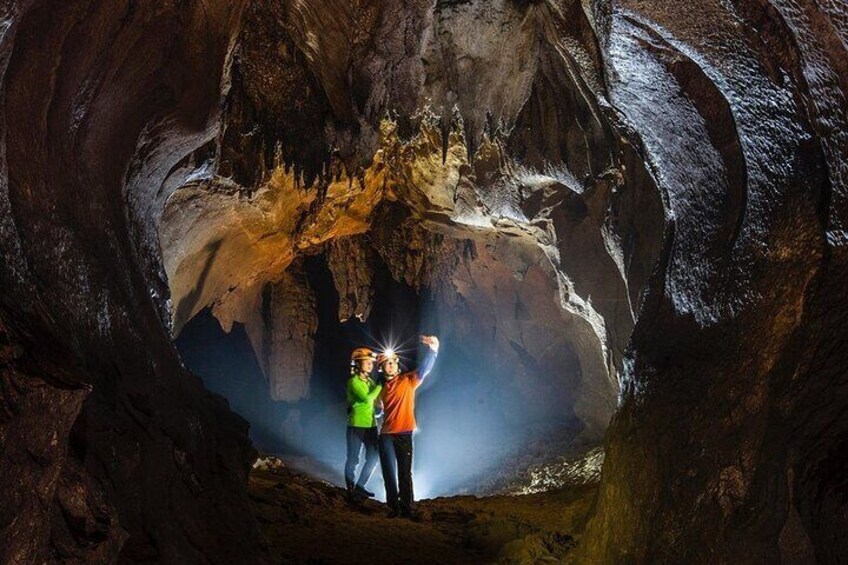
[1,0,846,564]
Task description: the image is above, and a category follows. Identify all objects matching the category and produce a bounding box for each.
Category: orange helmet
[351,347,376,363]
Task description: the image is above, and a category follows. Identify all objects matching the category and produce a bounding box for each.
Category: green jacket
[346,374,382,428]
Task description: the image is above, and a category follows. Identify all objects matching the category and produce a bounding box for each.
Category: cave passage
[177,251,583,498]
[7,1,846,562]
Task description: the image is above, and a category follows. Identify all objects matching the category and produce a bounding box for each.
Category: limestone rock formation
[162,108,637,435]
[326,236,377,322]
[1,0,846,563]
[245,261,318,402]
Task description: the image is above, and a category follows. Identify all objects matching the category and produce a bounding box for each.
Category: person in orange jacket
[377,335,439,518]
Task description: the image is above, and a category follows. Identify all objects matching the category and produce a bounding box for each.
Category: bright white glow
[412,466,434,500]
[371,332,416,365]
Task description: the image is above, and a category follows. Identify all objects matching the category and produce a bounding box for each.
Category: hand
[420,335,440,353]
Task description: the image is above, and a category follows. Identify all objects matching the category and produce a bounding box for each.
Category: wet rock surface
[577,1,848,562]
[0,0,846,563]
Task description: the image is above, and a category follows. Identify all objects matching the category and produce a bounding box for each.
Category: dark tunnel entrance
[176,250,586,498]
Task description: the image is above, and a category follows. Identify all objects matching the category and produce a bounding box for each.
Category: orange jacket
[380,370,422,434]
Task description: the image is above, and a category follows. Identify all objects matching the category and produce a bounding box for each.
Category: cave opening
[176,240,586,498]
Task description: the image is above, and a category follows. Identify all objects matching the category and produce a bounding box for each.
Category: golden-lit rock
[161,106,627,429]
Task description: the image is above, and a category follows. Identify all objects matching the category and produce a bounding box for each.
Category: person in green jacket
[345,346,382,498]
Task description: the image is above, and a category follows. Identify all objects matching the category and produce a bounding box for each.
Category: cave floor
[249,464,597,564]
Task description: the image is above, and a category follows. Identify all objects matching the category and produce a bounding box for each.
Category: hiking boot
[353,484,374,498]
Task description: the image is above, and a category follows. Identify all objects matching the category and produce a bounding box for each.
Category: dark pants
[379,433,414,513]
[345,426,379,490]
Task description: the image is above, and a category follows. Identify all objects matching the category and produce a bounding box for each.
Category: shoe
[353,484,374,498]
[387,505,400,518]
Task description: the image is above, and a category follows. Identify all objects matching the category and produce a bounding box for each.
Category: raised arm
[416,335,440,382]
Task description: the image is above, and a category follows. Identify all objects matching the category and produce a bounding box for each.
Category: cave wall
[578,0,848,562]
[0,1,267,562]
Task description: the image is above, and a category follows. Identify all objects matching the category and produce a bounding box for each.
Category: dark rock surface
[577,1,848,563]
[1,0,846,563]
[0,1,267,562]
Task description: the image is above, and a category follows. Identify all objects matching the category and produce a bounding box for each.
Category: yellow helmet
[351,347,376,362]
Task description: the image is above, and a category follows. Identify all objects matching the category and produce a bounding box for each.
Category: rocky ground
[482,447,605,497]
[249,459,597,564]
